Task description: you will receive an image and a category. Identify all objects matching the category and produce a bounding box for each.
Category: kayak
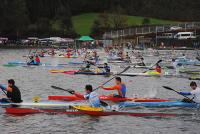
[68,61,85,65]
[54,55,78,58]
[119,71,184,78]
[175,58,200,65]
[7,61,68,68]
[0,100,84,108]
[74,72,111,75]
[5,107,177,117]
[50,70,66,73]
[48,95,169,102]
[119,101,200,108]
[108,60,127,63]
[119,71,161,77]
[189,77,200,80]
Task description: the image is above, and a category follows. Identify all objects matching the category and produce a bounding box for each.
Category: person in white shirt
[179,81,200,103]
[73,85,101,107]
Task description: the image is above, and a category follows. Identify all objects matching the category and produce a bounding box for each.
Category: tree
[142,18,151,25]
[109,5,128,29]
[0,0,29,39]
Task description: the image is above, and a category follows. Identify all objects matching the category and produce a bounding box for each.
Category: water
[0,49,200,134]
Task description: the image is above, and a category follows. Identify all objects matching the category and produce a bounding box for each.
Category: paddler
[35,55,41,65]
[100,77,126,98]
[138,57,146,66]
[0,79,22,103]
[104,63,111,73]
[155,63,161,73]
[72,85,101,107]
[179,81,200,103]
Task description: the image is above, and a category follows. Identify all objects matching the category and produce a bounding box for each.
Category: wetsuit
[102,84,126,98]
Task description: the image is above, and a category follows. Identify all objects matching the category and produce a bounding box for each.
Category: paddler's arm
[0,84,11,91]
[74,92,85,99]
[179,92,192,96]
[101,85,120,90]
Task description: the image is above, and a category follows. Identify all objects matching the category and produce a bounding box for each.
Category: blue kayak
[7,61,68,67]
[175,58,200,65]
[68,61,85,65]
[119,101,200,108]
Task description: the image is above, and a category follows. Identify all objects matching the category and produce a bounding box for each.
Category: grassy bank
[72,13,177,36]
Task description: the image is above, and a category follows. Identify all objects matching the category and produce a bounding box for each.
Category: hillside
[72,13,177,36]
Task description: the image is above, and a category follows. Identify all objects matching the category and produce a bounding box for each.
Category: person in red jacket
[35,55,40,65]
[155,63,161,73]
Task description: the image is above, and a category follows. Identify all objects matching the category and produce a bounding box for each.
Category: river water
[0,49,199,134]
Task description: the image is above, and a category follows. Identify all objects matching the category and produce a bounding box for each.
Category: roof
[78,36,94,41]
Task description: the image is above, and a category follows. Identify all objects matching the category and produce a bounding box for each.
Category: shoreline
[0,46,197,50]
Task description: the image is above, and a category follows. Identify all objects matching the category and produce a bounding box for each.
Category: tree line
[0,0,199,39]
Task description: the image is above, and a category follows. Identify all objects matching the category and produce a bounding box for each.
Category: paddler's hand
[68,89,75,94]
[100,85,104,89]
[0,84,6,90]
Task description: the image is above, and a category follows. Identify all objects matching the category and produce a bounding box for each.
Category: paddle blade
[162,86,174,91]
[157,60,162,64]
[51,86,74,94]
[100,100,108,107]
[119,66,130,74]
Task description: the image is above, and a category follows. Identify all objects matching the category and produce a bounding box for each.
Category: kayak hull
[48,95,169,102]
[5,107,176,117]
[119,101,200,108]
[74,72,110,75]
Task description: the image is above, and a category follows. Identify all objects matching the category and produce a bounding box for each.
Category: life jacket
[118,84,126,98]
[7,85,22,103]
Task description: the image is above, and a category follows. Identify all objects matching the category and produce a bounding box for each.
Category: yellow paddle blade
[49,69,65,73]
[72,105,103,112]
[32,96,41,103]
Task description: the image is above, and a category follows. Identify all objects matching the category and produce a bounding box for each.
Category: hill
[72,13,177,36]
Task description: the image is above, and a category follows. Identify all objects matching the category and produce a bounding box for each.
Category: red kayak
[48,95,169,102]
[5,107,176,117]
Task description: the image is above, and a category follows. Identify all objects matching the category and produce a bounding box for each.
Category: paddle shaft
[2,89,7,96]
[51,86,108,106]
[163,86,195,103]
[93,66,130,91]
[172,89,193,101]
[25,49,32,63]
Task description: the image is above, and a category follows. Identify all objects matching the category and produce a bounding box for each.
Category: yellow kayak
[72,105,103,112]
[145,71,161,75]
[49,69,65,73]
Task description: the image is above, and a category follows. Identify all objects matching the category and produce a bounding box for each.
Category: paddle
[93,66,130,91]
[51,86,75,94]
[51,86,108,106]
[25,49,32,63]
[143,60,162,73]
[162,86,195,103]
[0,85,8,96]
[149,59,162,69]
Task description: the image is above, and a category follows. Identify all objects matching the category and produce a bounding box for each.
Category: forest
[0,0,199,39]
